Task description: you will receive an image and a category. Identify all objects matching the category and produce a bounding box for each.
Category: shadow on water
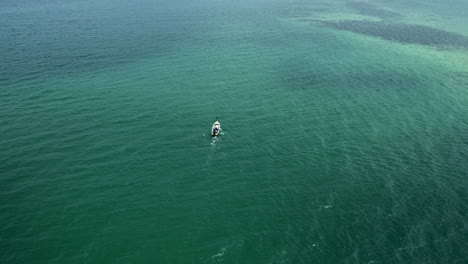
[321,20,468,48]
[347,2,401,19]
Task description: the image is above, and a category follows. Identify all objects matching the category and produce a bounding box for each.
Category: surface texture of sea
[1,0,467,263]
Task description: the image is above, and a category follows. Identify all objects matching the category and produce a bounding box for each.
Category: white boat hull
[211,121,221,137]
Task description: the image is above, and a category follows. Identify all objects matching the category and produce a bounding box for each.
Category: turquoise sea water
[1,0,467,263]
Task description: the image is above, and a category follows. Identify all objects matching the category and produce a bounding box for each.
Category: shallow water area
[1,0,468,263]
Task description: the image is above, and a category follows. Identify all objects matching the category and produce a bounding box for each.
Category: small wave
[210,137,218,145]
[210,246,227,259]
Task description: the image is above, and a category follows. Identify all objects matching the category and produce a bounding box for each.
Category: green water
[1,0,467,263]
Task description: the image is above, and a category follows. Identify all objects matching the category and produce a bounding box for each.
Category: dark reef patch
[297,18,322,23]
[279,69,423,92]
[310,8,329,13]
[276,3,328,18]
[322,20,468,47]
[347,2,400,19]
[451,72,468,86]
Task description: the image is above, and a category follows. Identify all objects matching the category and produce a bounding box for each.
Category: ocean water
[1,0,467,263]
